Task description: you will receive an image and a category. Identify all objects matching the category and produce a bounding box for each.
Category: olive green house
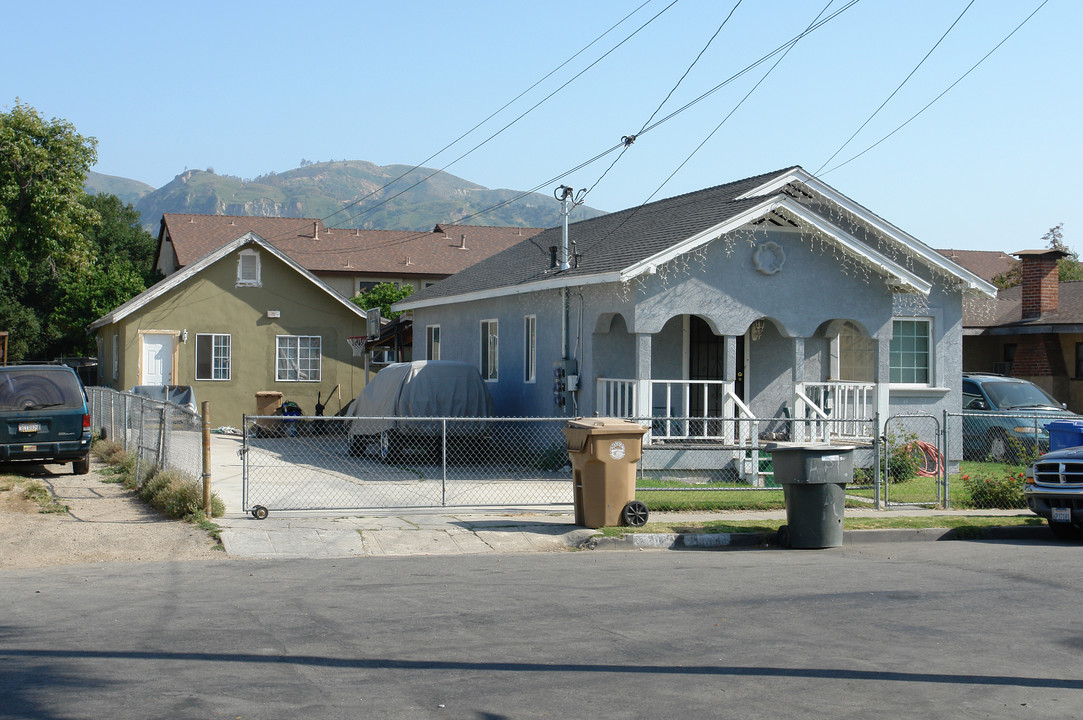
[87,231,369,425]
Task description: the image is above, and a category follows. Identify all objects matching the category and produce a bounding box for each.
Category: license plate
[18,422,40,433]
[22,445,37,452]
[1052,507,1071,523]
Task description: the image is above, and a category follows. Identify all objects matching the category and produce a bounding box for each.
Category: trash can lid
[566,417,647,435]
[764,442,857,453]
[1045,418,1083,430]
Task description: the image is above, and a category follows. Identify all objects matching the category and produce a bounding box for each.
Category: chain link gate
[882,413,944,507]
[241,415,575,515]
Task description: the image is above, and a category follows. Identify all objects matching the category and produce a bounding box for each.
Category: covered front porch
[590,313,887,484]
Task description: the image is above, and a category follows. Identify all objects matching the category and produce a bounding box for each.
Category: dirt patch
[0,460,222,569]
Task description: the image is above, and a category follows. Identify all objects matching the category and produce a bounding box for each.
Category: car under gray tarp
[346,361,494,438]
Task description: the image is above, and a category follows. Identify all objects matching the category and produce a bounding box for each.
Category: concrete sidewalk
[207,433,1052,559]
[214,506,1051,559]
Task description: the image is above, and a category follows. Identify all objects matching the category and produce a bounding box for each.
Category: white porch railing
[794,381,877,441]
[596,377,762,482]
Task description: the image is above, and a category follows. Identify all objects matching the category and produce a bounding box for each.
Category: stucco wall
[96,245,367,426]
[412,226,967,425]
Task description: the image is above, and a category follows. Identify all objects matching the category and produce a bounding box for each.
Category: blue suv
[962,373,1076,463]
[0,365,92,474]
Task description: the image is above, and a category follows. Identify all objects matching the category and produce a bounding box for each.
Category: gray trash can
[766,443,855,548]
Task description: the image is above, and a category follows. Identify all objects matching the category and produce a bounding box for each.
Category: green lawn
[635,459,1031,511]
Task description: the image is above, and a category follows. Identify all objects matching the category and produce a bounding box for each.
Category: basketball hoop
[346,336,366,357]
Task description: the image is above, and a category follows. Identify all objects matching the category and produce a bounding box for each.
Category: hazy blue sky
[3,0,1077,252]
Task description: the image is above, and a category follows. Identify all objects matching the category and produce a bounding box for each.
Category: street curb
[579,524,1053,551]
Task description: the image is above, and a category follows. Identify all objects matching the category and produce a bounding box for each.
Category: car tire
[378,431,398,463]
[72,455,90,475]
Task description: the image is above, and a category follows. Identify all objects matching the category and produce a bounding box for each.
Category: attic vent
[229,219,235,226]
[313,222,319,240]
[459,234,467,250]
[188,218,195,223]
[405,256,414,266]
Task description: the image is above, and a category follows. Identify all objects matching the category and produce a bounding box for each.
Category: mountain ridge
[86,160,604,232]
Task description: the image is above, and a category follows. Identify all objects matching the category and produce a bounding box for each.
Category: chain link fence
[242,415,571,513]
[240,413,891,514]
[86,386,203,484]
[947,409,1054,510]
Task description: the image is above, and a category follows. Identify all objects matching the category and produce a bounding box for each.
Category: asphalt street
[1,540,1080,719]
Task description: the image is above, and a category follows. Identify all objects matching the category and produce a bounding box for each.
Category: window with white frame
[237,249,261,287]
[481,319,498,381]
[890,319,930,384]
[112,334,119,380]
[195,333,231,380]
[426,325,440,361]
[276,335,321,381]
[524,315,536,383]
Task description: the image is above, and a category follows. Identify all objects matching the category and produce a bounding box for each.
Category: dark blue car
[0,365,92,474]
[962,373,1076,463]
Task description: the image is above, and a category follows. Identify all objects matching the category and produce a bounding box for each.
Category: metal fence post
[874,412,882,510]
[157,406,168,470]
[202,401,211,519]
[942,409,950,508]
[441,418,448,507]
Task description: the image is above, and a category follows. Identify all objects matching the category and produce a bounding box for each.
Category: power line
[821,0,1049,175]
[326,0,682,232]
[301,0,861,260]
[814,0,976,175]
[257,1,671,248]
[583,0,745,200]
[316,0,658,232]
[642,0,839,206]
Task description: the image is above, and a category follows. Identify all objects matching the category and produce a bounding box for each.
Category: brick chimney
[1014,248,1068,319]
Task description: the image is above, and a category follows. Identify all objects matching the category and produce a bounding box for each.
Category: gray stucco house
[396,167,996,479]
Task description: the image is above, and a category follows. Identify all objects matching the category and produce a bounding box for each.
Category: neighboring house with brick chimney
[963,248,1083,411]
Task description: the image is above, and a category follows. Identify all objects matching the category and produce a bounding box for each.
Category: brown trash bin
[255,391,284,433]
[563,418,648,528]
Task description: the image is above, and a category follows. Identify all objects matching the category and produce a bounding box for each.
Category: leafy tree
[992,223,1079,289]
[81,192,160,286]
[350,282,414,320]
[0,100,98,284]
[0,101,155,359]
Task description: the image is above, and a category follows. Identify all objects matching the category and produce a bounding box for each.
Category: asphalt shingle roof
[158,214,543,278]
[405,167,799,303]
[935,248,1015,283]
[966,280,1083,328]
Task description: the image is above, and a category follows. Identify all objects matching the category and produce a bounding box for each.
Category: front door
[142,333,174,386]
[688,318,744,432]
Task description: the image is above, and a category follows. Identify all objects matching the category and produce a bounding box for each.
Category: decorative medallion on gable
[753,241,785,275]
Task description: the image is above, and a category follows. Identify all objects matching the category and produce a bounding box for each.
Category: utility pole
[553,185,585,414]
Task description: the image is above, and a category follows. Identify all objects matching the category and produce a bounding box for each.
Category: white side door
[141,333,174,386]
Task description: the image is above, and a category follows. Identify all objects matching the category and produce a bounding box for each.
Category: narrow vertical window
[524,315,536,383]
[481,319,498,381]
[427,325,441,361]
[237,249,261,286]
